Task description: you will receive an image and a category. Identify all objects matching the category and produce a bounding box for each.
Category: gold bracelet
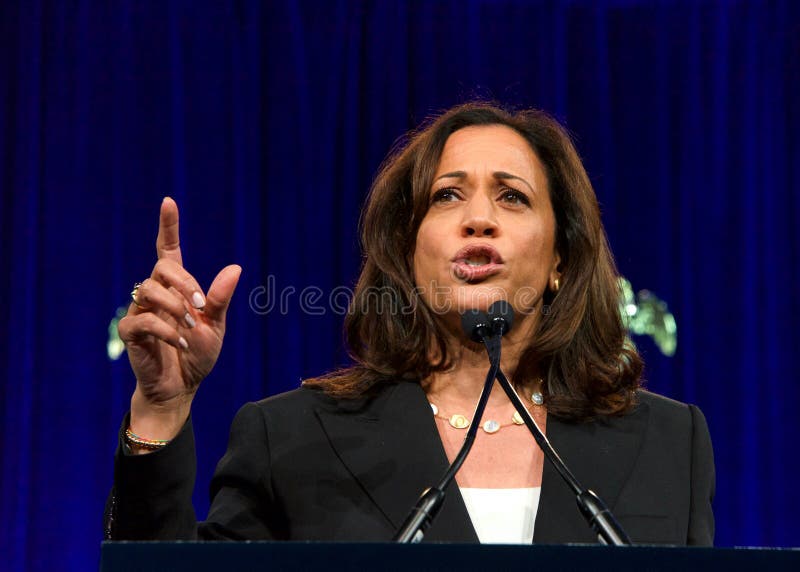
[124,427,170,451]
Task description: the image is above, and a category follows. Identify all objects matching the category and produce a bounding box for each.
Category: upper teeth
[466,256,490,266]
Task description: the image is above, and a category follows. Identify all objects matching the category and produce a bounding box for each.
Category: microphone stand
[393,299,631,546]
[493,368,632,546]
[393,334,501,543]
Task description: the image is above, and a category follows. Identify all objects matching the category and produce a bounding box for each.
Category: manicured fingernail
[178,336,188,350]
[184,313,196,328]
[192,292,205,309]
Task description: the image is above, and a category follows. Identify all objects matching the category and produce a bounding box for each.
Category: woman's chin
[417,282,542,317]
[452,284,510,313]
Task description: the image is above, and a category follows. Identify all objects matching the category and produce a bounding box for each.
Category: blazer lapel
[315,381,478,542]
[533,399,650,544]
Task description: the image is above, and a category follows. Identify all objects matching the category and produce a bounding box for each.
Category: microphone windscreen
[460,309,490,343]
[487,300,514,335]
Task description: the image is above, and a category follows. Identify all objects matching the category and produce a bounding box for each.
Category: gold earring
[553,278,560,292]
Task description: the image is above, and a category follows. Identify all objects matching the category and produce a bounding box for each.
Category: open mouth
[451,244,504,282]
[463,254,492,266]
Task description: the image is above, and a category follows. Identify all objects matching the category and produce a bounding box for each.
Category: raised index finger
[156,197,183,265]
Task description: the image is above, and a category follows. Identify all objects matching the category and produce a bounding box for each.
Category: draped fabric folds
[1,1,798,569]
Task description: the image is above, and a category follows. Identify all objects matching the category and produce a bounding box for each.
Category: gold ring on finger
[131,281,145,307]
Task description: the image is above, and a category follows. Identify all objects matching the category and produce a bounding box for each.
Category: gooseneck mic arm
[392,310,502,543]
[494,369,631,545]
[485,302,631,546]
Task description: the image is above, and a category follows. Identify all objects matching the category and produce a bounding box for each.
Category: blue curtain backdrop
[1,0,799,569]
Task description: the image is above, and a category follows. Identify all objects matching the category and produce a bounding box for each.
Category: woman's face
[413,124,561,329]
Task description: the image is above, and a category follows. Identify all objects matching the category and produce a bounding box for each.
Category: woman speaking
[106,103,714,545]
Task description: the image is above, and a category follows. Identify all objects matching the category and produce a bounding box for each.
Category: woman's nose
[461,194,498,237]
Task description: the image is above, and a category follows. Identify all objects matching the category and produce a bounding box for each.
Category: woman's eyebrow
[494,171,534,193]
[433,170,467,182]
[432,170,535,193]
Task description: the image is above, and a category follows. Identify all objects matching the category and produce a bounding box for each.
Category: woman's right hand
[117,197,241,446]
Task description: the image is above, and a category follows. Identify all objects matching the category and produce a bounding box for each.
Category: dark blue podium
[101,542,800,571]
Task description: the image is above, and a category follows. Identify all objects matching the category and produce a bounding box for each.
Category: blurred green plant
[618,277,677,357]
[107,306,128,361]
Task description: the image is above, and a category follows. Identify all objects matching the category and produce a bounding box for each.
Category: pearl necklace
[428,390,544,434]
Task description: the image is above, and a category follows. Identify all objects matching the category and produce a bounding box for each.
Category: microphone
[484,300,632,546]
[487,299,514,336]
[460,308,494,343]
[394,300,631,545]
[460,308,502,365]
[392,306,506,543]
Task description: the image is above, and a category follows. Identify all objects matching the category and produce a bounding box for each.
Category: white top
[459,487,541,544]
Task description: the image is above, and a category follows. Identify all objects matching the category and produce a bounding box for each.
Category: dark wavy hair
[304,102,643,421]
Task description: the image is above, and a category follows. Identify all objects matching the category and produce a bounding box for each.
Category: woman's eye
[500,188,531,206]
[431,188,459,203]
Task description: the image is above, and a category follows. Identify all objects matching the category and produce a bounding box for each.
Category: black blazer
[107,381,715,545]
